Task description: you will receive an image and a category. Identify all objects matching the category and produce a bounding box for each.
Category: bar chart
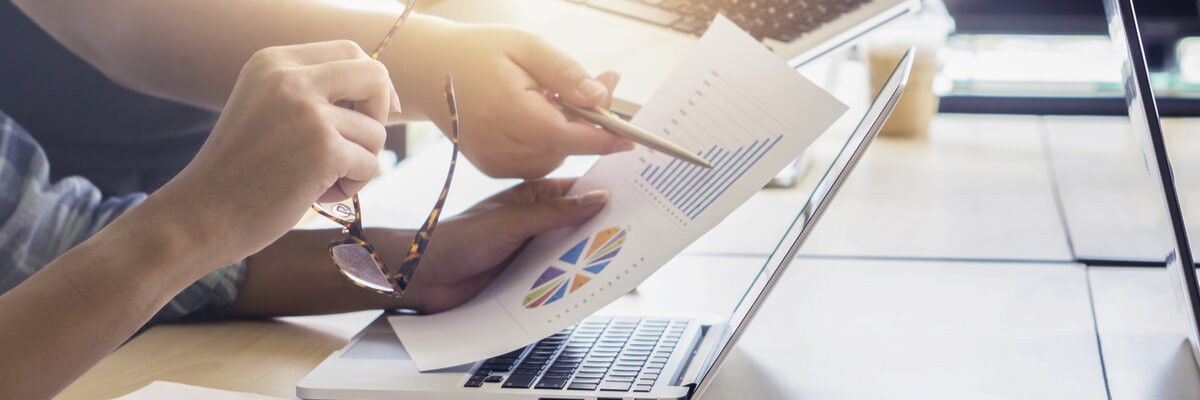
[636,134,783,223]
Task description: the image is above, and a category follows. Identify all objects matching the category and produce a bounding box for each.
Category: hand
[401,24,633,178]
[157,40,399,267]
[390,179,608,313]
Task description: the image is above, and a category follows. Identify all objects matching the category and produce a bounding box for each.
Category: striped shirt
[0,109,244,322]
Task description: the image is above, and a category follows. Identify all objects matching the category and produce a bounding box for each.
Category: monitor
[945,0,1200,70]
[1103,0,1200,366]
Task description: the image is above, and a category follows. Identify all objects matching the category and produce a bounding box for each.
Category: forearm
[11,0,452,118]
[0,195,218,399]
[229,228,417,317]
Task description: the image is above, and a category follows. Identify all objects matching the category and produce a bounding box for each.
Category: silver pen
[556,95,713,169]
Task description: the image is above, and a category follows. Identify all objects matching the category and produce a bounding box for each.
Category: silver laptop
[296,50,913,400]
[422,0,916,115]
[1103,0,1200,367]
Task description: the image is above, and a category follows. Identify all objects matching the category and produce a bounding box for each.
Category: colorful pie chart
[523,227,627,308]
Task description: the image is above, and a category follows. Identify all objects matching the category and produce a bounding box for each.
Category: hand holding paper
[391,15,848,371]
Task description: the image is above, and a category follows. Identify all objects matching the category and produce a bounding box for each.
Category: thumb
[513,38,609,107]
[499,190,609,242]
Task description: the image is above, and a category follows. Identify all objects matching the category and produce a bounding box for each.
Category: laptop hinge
[675,323,725,390]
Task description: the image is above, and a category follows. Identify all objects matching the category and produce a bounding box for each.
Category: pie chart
[523,227,627,309]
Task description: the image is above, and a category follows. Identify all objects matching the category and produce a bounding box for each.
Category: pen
[555,95,713,168]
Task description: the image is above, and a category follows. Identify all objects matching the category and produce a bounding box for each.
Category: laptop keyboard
[564,0,871,42]
[464,318,690,393]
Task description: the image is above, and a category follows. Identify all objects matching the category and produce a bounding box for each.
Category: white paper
[111,381,286,400]
[390,15,848,371]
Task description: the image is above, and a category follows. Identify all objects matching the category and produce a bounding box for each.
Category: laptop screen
[1103,0,1200,363]
[689,51,912,396]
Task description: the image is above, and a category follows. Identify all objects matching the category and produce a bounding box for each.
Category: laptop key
[598,381,633,391]
[502,374,537,388]
[586,0,681,26]
[568,382,599,391]
[605,375,636,383]
[535,377,569,389]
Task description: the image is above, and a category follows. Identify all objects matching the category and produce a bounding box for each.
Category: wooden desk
[1046,116,1200,262]
[1087,266,1200,399]
[57,311,380,399]
[63,257,1107,399]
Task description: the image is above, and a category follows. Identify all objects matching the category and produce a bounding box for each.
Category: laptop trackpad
[340,324,474,373]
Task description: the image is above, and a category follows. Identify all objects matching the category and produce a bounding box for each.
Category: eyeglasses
[313,0,461,298]
[314,76,459,297]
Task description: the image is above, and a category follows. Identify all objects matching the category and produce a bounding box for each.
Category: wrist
[131,183,237,273]
[60,193,224,317]
[384,15,458,121]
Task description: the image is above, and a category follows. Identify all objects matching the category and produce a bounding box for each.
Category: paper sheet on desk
[389,15,848,371]
[112,381,286,400]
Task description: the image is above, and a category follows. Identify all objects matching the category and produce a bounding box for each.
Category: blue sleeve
[0,111,246,322]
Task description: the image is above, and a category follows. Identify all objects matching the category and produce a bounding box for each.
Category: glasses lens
[331,243,393,293]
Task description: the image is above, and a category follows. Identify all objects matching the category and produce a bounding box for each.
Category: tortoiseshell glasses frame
[312,0,461,297]
[313,76,459,297]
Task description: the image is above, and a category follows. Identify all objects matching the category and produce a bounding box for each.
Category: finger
[595,71,621,110]
[486,177,577,205]
[511,36,609,107]
[317,139,379,203]
[494,189,609,242]
[308,58,395,122]
[325,105,388,155]
[273,39,370,65]
[510,178,578,203]
[515,91,634,156]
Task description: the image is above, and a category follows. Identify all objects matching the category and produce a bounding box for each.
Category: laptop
[297,49,913,399]
[1103,0,1200,367]
[421,0,916,115]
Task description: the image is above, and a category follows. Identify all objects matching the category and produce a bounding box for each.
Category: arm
[12,0,633,178]
[10,0,421,112]
[228,179,608,316]
[0,40,395,398]
[0,184,230,399]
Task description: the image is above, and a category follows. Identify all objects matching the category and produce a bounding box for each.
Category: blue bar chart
[638,134,783,221]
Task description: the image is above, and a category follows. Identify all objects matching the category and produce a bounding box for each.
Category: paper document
[112,381,286,400]
[390,15,848,371]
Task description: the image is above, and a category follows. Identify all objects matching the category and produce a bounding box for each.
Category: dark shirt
[0,2,216,196]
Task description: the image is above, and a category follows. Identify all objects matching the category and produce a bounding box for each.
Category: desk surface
[1087,267,1200,399]
[796,114,1070,261]
[339,113,1073,262]
[1047,116,1200,262]
[707,258,1105,399]
[62,256,1105,400]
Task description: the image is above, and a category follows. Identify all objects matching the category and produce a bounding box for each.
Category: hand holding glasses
[312,0,462,298]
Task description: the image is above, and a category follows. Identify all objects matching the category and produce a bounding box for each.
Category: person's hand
[388,179,608,313]
[156,40,399,267]
[399,24,632,178]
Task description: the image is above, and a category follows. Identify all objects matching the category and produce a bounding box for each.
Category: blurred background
[938,0,1200,116]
